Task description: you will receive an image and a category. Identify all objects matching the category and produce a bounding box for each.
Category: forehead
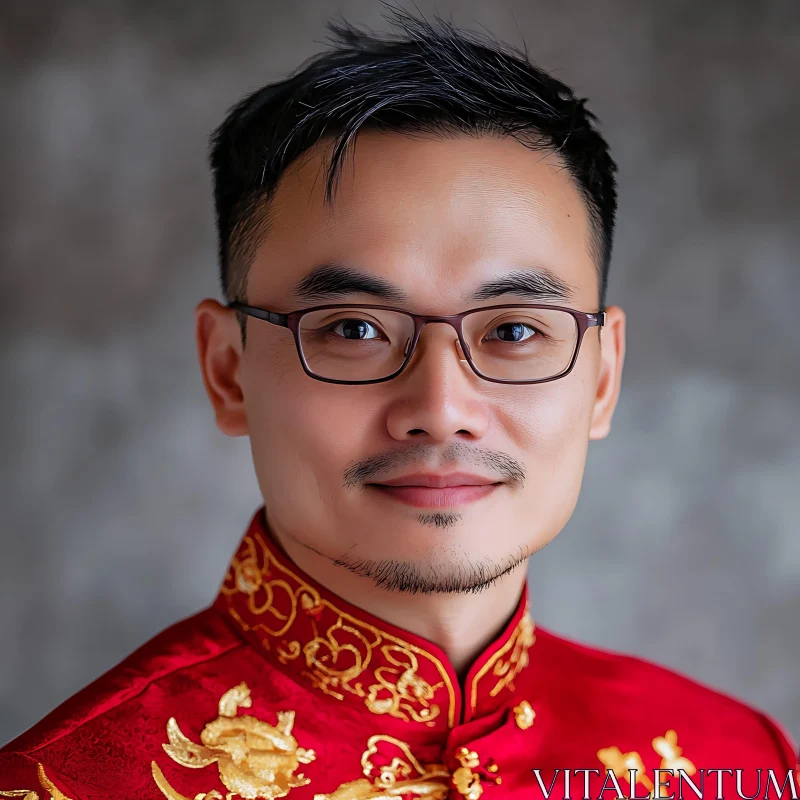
[248,131,597,307]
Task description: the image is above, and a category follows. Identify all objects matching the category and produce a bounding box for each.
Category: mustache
[342,441,526,489]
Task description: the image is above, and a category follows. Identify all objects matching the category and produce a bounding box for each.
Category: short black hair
[209,3,618,317]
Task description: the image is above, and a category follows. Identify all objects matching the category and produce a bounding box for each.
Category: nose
[384,322,490,443]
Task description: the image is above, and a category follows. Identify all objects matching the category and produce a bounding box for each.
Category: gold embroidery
[652,730,696,774]
[313,735,450,799]
[469,613,535,712]
[452,749,482,799]
[597,730,696,798]
[314,738,505,799]
[597,747,649,793]
[151,682,315,800]
[365,646,444,724]
[0,764,74,800]
[220,532,455,726]
[513,699,535,730]
[299,617,374,701]
[451,747,502,799]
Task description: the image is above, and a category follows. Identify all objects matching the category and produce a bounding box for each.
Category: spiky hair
[209,3,618,311]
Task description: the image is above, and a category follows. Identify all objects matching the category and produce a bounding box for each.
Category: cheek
[243,344,372,485]
[496,376,591,457]
[274,391,367,451]
[494,379,593,544]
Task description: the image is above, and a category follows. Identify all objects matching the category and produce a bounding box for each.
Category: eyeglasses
[228,301,605,385]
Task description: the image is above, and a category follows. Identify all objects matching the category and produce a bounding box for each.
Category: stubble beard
[330,538,531,595]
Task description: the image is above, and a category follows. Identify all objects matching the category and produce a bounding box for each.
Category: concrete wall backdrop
[1,0,798,746]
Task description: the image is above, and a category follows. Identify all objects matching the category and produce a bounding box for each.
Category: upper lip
[370,472,502,488]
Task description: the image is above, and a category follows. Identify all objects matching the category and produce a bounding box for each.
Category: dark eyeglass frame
[228,301,606,386]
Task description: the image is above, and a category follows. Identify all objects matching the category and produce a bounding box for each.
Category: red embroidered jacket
[1,507,797,799]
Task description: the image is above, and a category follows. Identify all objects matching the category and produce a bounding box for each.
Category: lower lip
[368,483,501,508]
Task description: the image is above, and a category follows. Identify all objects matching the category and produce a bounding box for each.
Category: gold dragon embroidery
[150,682,315,800]
[0,764,74,800]
[598,730,697,799]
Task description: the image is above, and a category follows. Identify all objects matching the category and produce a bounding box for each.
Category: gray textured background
[1,1,798,746]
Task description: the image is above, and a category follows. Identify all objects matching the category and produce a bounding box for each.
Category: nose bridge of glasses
[407,318,469,361]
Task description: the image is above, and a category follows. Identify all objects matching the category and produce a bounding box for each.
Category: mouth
[366,473,504,509]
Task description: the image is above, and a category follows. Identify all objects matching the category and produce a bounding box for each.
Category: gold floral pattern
[296,618,374,701]
[513,700,535,730]
[597,730,696,799]
[469,613,535,712]
[151,682,316,800]
[0,764,74,800]
[314,739,503,800]
[218,528,536,728]
[218,531,457,726]
[364,646,445,724]
[313,735,450,799]
[451,747,502,799]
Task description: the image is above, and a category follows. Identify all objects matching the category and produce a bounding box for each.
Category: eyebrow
[293,263,575,304]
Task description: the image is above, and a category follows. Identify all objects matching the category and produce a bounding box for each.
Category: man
[1,7,796,799]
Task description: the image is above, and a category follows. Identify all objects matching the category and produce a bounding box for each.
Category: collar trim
[214,508,534,730]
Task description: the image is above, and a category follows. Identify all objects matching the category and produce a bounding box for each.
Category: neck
[271,527,528,678]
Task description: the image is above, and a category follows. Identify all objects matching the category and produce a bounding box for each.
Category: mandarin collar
[212,507,535,732]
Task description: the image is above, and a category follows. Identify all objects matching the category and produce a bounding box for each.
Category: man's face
[199,131,625,592]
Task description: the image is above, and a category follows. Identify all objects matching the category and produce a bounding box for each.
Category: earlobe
[195,298,250,437]
[588,305,626,441]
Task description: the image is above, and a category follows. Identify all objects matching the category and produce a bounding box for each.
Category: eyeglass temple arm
[588,312,606,327]
[227,302,290,328]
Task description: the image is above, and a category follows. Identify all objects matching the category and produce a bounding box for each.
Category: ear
[195,298,249,437]
[589,305,626,440]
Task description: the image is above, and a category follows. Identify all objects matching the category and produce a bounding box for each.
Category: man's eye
[485,322,538,342]
[330,319,382,340]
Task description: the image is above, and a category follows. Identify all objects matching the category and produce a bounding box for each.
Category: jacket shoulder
[0,606,246,798]
[533,624,798,766]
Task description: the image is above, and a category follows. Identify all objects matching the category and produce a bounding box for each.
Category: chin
[345,520,508,560]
